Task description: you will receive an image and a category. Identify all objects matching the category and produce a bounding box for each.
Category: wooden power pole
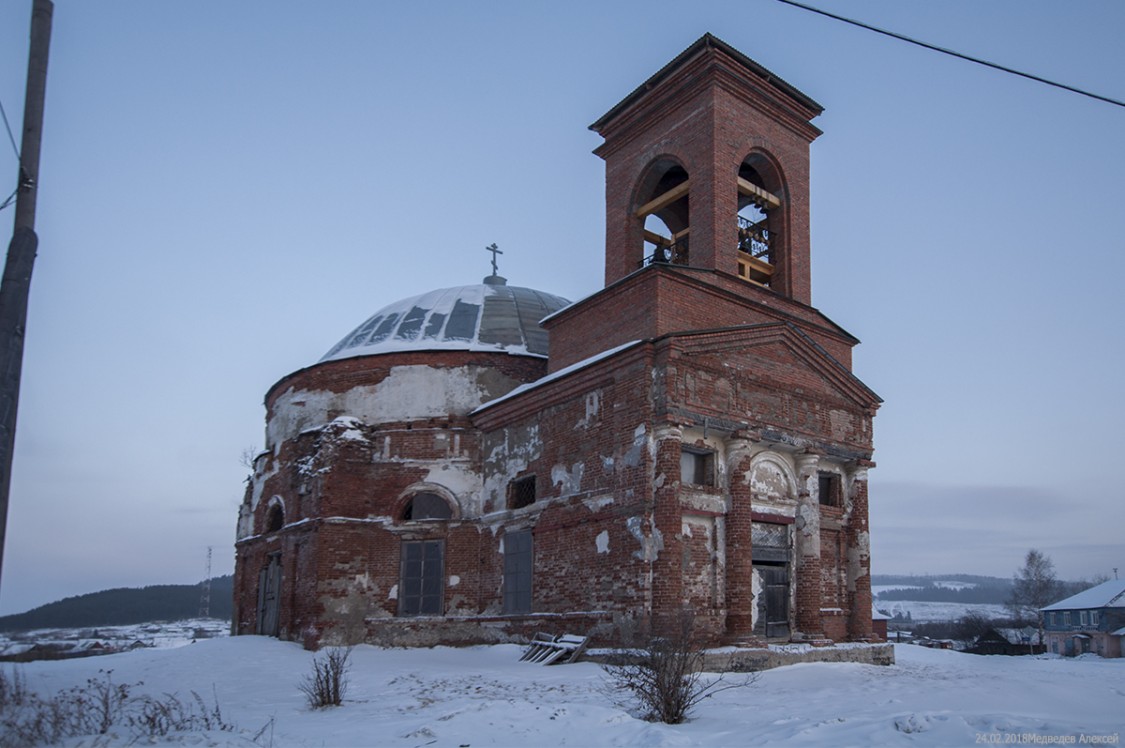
[0,0,53,595]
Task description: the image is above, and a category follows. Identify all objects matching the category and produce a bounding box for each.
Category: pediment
[668,322,881,410]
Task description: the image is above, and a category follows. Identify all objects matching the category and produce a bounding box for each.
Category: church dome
[320,276,571,363]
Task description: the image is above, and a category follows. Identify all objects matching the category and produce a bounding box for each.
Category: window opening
[503,530,533,614]
[402,492,453,521]
[399,540,444,616]
[508,475,537,510]
[266,504,285,533]
[737,162,781,287]
[680,448,715,487]
[637,165,690,267]
[818,472,842,507]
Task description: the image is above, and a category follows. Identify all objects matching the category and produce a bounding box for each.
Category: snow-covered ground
[6,636,1121,746]
[0,617,230,659]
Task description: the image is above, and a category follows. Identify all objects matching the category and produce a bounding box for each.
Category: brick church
[232,34,882,649]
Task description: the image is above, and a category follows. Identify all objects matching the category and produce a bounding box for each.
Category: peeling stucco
[846,531,870,592]
[481,423,542,510]
[627,515,663,562]
[268,365,519,447]
[551,462,585,498]
[575,389,602,429]
[622,424,648,468]
[582,495,614,512]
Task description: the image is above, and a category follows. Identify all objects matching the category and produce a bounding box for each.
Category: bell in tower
[590,33,823,305]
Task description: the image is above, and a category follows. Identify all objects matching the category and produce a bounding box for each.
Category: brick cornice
[662,323,881,409]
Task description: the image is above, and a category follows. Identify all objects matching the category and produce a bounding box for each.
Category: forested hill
[872,574,1102,605]
[873,574,1012,604]
[0,576,232,631]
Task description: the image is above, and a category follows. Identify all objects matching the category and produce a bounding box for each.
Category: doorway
[751,521,792,639]
[256,553,281,637]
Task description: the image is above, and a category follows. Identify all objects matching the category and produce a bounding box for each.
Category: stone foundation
[700,642,895,672]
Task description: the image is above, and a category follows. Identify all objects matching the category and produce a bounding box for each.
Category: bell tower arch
[590,33,823,305]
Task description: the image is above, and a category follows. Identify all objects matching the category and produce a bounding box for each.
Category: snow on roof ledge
[1041,579,1125,611]
[473,340,643,414]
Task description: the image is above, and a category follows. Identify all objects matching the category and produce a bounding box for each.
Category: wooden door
[256,554,281,636]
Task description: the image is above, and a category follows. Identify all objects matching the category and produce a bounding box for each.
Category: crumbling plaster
[267,364,521,448]
[481,423,542,511]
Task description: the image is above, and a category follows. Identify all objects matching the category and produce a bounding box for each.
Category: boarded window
[818,472,842,507]
[399,540,444,616]
[503,530,533,614]
[508,476,536,509]
[403,492,453,521]
[681,448,715,487]
[751,521,790,564]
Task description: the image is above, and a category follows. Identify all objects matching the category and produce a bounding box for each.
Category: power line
[774,0,1125,109]
[0,98,20,161]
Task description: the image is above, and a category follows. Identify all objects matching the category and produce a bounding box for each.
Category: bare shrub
[127,687,234,738]
[0,667,234,744]
[603,608,756,724]
[0,666,30,711]
[298,647,351,708]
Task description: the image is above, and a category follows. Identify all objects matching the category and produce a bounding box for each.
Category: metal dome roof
[319,276,571,363]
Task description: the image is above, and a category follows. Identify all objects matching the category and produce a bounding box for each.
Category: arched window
[401,492,453,521]
[265,503,285,533]
[635,159,690,267]
[737,155,784,288]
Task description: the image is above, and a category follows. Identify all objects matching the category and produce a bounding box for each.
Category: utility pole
[0,0,53,596]
[198,546,213,618]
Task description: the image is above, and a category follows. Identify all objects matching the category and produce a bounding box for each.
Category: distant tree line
[873,571,1106,606]
[0,576,232,631]
[877,581,1011,604]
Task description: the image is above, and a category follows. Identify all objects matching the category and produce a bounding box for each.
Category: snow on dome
[320,276,571,363]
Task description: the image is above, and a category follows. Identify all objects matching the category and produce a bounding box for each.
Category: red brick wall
[593,43,821,303]
[545,266,859,375]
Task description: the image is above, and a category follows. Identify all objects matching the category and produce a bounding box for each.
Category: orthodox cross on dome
[485,243,503,276]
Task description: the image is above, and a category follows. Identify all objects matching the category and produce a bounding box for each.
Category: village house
[1041,579,1125,658]
[965,627,1044,656]
[232,34,882,650]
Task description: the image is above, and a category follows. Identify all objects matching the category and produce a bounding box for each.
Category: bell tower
[546,35,847,373]
[590,33,823,304]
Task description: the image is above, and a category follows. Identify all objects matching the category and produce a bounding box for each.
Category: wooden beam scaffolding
[737,177,782,210]
[634,180,690,218]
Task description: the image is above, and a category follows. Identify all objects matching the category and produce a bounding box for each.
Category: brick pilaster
[724,434,756,638]
[794,451,823,639]
[650,423,684,626]
[847,463,875,640]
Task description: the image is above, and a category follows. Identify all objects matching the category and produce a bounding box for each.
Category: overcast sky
[1,1,1122,615]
